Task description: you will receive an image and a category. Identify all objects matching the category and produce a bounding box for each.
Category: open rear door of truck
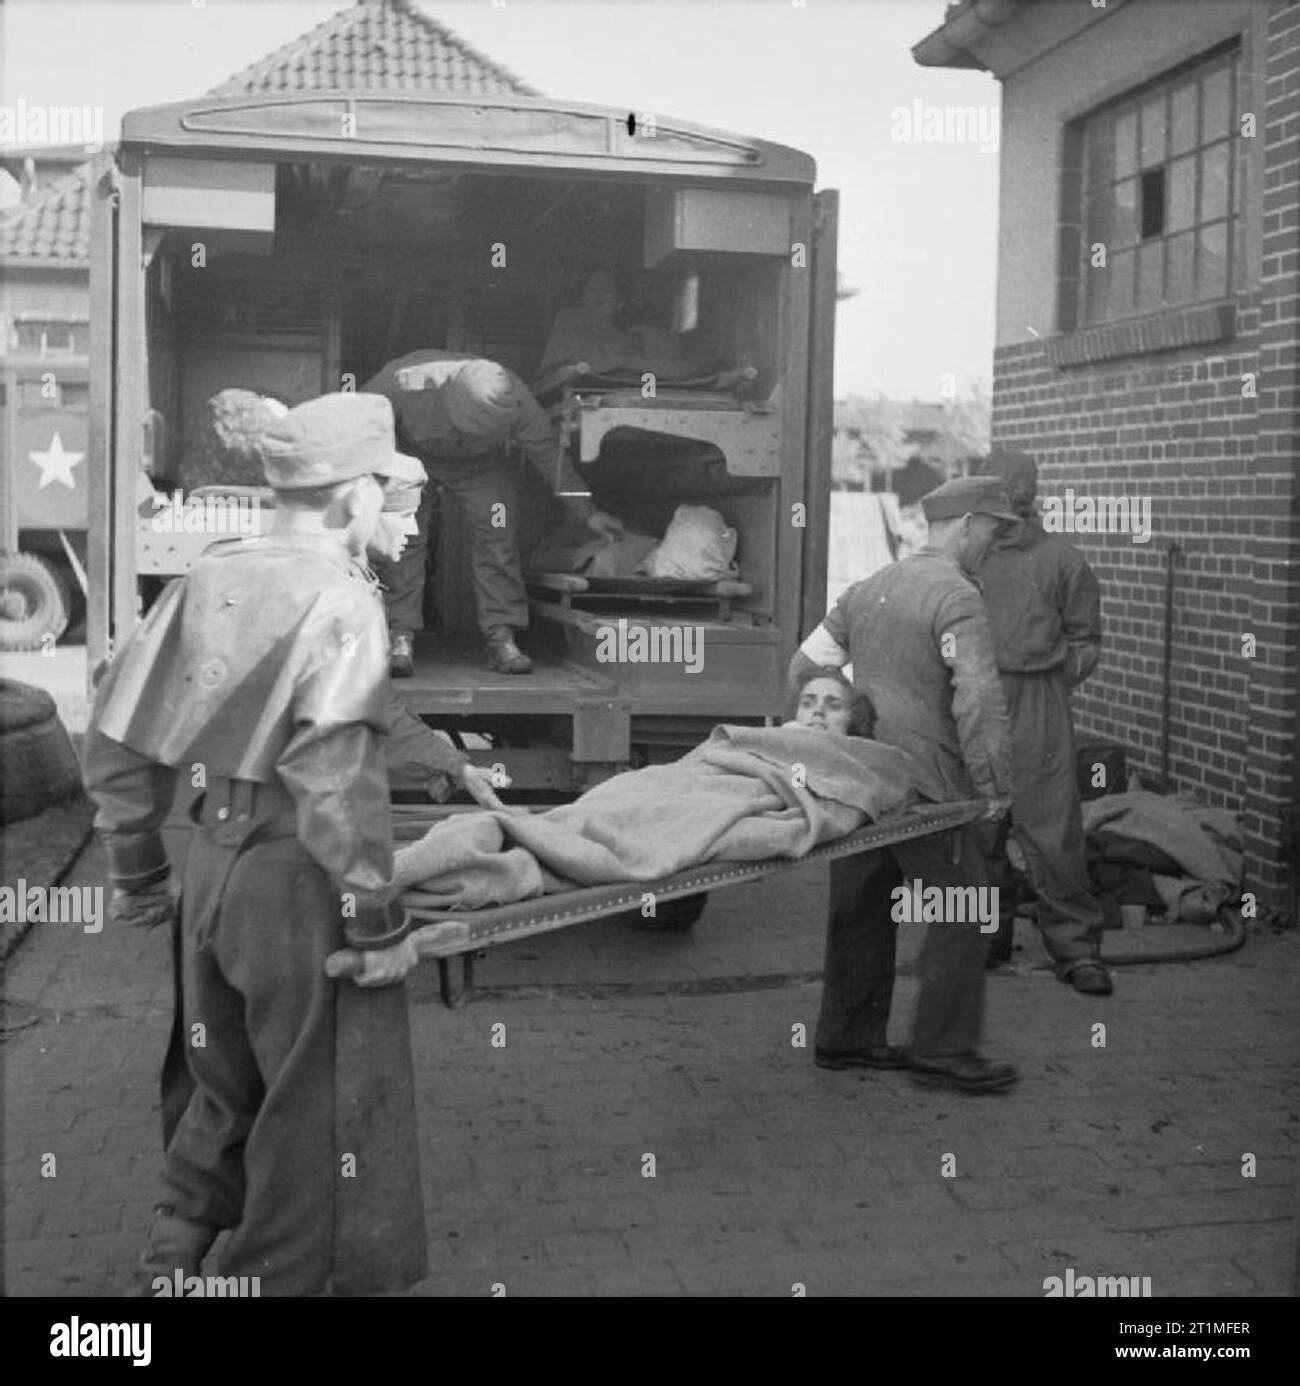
[801,188,839,641]
[88,149,148,690]
[87,155,117,688]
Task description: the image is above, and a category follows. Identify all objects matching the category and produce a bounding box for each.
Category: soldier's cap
[382,473,426,513]
[444,359,520,439]
[977,447,1038,511]
[258,393,425,491]
[921,474,1020,525]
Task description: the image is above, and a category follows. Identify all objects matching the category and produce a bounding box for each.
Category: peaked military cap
[921,474,1020,525]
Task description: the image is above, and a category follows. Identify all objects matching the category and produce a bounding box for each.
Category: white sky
[1,0,1002,401]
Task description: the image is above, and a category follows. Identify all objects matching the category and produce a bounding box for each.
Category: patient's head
[581,270,620,321]
[789,668,875,738]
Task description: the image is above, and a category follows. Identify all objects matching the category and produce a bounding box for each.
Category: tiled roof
[3,2,538,266]
[210,0,540,99]
[0,165,93,265]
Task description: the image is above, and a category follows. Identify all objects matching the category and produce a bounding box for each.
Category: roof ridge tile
[207,0,540,100]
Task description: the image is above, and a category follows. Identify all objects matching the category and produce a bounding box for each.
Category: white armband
[798,624,850,669]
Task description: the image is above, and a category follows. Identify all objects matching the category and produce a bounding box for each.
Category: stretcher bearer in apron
[975,448,1112,996]
[363,349,624,677]
[83,393,430,1296]
[149,399,515,1158]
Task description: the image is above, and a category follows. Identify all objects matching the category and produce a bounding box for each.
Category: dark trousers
[374,449,529,638]
[815,826,991,1059]
[986,669,1104,967]
[159,801,425,1295]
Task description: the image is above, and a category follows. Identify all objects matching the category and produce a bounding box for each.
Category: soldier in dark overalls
[976,448,1112,995]
[84,393,432,1295]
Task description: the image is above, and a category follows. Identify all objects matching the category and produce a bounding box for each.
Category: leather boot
[1059,959,1114,995]
[131,1204,220,1296]
[484,628,532,674]
[906,1052,1020,1094]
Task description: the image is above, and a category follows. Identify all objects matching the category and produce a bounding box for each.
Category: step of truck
[391,633,618,716]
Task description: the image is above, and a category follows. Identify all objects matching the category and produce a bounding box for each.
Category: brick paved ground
[3,836,1297,1297]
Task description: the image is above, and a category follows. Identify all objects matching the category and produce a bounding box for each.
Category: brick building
[914,0,1300,911]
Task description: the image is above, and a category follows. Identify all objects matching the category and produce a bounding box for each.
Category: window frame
[1058,37,1243,337]
[7,315,91,357]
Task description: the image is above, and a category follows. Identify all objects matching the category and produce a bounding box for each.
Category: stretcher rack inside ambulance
[392,798,987,1007]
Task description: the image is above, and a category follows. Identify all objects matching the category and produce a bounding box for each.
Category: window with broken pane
[1074,43,1239,327]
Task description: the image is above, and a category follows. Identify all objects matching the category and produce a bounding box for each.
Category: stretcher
[526,570,754,624]
[397,798,987,1006]
[532,362,758,410]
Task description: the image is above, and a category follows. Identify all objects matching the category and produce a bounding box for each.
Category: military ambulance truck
[1,337,89,651]
[89,90,838,797]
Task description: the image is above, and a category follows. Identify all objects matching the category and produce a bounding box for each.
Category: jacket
[978,514,1102,683]
[803,550,1012,804]
[83,531,411,947]
[362,349,589,499]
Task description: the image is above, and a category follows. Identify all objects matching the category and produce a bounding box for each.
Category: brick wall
[1248,0,1300,905]
[989,1,1300,909]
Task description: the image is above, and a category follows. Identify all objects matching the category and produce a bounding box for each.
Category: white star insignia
[29,432,84,490]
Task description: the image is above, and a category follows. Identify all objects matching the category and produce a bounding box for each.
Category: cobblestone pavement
[3,836,1297,1297]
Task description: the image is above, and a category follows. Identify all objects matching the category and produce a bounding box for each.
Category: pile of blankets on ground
[394,725,920,909]
[1082,789,1243,926]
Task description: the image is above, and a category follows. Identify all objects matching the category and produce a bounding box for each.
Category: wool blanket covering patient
[394,725,921,909]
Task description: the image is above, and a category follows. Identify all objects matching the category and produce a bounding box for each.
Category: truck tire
[0,553,69,651]
[0,680,83,824]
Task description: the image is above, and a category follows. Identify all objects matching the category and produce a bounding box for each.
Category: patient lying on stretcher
[394,673,922,910]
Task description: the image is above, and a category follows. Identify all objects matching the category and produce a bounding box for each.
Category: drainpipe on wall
[1159,539,1180,789]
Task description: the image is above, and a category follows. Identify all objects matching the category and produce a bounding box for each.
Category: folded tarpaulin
[395,725,923,910]
[1081,789,1243,890]
[640,504,739,582]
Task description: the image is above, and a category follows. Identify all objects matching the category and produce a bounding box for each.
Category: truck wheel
[0,680,82,824]
[0,553,69,651]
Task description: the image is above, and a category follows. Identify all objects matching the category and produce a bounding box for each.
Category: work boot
[815,1044,908,1071]
[1059,959,1114,996]
[390,631,415,679]
[484,628,532,675]
[906,1052,1020,1094]
[131,1204,219,1297]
